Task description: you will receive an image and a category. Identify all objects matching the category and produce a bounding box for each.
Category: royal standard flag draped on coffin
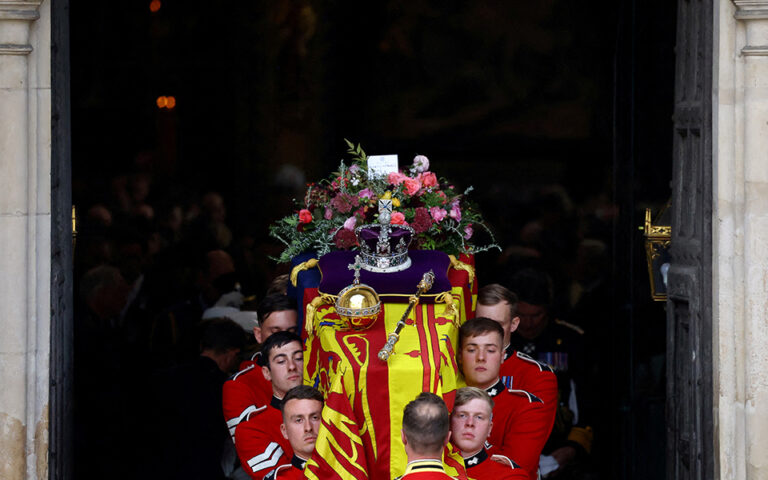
[303,278,474,480]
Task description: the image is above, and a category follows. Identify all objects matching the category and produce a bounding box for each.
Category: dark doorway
[54,1,681,479]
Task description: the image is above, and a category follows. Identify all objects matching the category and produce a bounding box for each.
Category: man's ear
[253,325,263,343]
[280,422,288,440]
[401,429,407,446]
[510,316,520,333]
[262,364,272,382]
[443,430,451,448]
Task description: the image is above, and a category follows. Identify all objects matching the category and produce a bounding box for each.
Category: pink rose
[413,155,430,173]
[464,224,473,240]
[299,209,313,224]
[344,216,356,231]
[324,206,333,220]
[358,188,375,200]
[450,205,462,222]
[403,177,422,196]
[390,211,406,225]
[419,172,438,189]
[388,172,406,185]
[430,207,447,222]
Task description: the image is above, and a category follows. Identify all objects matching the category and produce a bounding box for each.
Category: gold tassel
[304,294,335,336]
[448,255,475,288]
[290,258,319,287]
[435,292,459,325]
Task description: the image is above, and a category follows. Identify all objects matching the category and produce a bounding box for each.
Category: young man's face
[460,331,503,390]
[475,301,519,347]
[451,398,493,455]
[253,310,298,343]
[281,398,323,459]
[262,340,303,398]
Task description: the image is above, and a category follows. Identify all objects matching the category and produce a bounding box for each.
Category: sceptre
[378,270,435,361]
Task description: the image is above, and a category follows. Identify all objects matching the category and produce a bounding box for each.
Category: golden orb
[335,282,381,331]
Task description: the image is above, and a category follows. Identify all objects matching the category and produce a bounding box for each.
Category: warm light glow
[149,0,161,13]
[166,96,176,109]
[156,96,167,108]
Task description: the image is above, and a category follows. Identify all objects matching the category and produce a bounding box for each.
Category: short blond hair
[453,386,494,415]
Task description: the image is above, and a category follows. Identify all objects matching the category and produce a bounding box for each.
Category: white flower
[413,155,429,173]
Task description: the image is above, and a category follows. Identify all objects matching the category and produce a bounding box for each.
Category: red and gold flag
[304,290,469,480]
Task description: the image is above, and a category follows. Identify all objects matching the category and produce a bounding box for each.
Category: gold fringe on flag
[290,258,319,287]
[305,294,336,336]
[435,291,459,325]
[448,255,475,288]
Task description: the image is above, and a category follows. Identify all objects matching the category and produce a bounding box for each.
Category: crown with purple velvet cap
[354,198,414,273]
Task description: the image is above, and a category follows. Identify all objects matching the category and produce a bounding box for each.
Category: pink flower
[324,206,333,220]
[298,209,313,224]
[430,207,447,222]
[349,164,360,175]
[413,155,430,173]
[464,224,473,240]
[358,188,375,201]
[403,177,422,196]
[419,172,438,189]
[388,172,406,185]
[390,211,406,225]
[450,204,462,222]
[343,216,356,231]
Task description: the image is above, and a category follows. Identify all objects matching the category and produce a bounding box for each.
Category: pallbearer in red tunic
[264,385,324,480]
[235,332,303,479]
[475,284,558,413]
[223,295,299,440]
[450,387,528,480]
[396,393,454,480]
[458,318,555,480]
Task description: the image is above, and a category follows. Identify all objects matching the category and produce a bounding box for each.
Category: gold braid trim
[304,294,335,336]
[435,292,459,325]
[448,255,475,288]
[290,258,319,287]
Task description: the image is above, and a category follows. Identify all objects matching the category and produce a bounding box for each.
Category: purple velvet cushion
[317,250,452,303]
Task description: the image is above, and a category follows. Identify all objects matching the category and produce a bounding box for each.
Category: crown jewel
[354,199,413,273]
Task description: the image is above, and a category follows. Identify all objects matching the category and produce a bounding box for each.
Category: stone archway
[0,1,53,479]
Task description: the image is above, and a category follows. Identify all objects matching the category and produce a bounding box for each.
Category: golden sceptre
[378,270,435,361]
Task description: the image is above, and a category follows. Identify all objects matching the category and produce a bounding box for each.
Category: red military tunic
[463,448,528,480]
[398,459,455,479]
[222,355,273,441]
[264,455,308,480]
[485,380,552,480]
[500,348,558,415]
[234,397,293,479]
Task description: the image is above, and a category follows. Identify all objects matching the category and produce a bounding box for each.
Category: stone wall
[715,1,768,479]
[0,1,50,479]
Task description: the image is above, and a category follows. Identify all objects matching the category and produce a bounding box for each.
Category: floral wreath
[269,140,500,263]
